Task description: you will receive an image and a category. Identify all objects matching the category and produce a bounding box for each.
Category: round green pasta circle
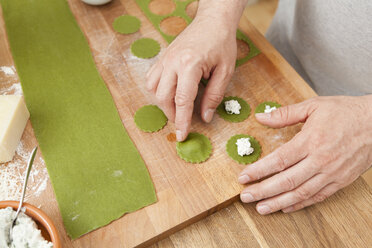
[255,101,281,114]
[226,134,261,164]
[216,96,251,122]
[113,15,141,34]
[134,105,167,132]
[131,38,160,59]
[176,132,212,163]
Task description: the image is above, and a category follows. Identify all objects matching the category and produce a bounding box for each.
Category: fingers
[255,98,318,128]
[238,131,309,184]
[281,183,340,213]
[175,67,203,141]
[201,65,234,123]
[240,156,318,204]
[254,173,329,215]
[155,70,177,122]
[146,63,163,94]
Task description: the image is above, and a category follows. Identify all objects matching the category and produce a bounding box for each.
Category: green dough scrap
[217,96,251,123]
[0,0,157,239]
[113,15,141,34]
[176,132,212,163]
[131,38,160,58]
[226,134,262,164]
[134,105,168,132]
[255,101,282,114]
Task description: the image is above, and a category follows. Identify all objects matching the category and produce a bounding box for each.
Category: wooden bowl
[0,201,61,248]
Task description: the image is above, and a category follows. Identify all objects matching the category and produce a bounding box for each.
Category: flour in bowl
[0,207,53,248]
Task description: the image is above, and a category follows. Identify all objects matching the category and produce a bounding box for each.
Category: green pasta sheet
[0,0,156,239]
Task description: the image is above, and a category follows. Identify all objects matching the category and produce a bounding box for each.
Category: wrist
[195,0,247,30]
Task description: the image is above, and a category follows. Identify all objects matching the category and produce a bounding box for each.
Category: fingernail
[255,113,271,119]
[240,193,254,203]
[204,109,215,123]
[282,206,293,213]
[257,205,271,215]
[176,130,183,142]
[238,175,250,184]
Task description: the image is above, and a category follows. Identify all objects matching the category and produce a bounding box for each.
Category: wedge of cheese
[0,95,30,163]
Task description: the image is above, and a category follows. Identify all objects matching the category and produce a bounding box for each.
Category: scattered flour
[225,100,241,114]
[0,142,49,201]
[236,138,254,156]
[264,105,277,113]
[112,170,123,177]
[0,82,23,96]
[0,66,15,76]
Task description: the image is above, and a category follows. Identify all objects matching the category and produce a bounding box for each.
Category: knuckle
[313,192,328,203]
[175,92,192,107]
[206,92,224,106]
[295,188,313,201]
[155,93,168,104]
[179,52,199,67]
[275,105,290,122]
[275,151,288,171]
[279,175,297,191]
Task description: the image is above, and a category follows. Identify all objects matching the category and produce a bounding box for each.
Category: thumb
[201,65,234,123]
[255,98,317,128]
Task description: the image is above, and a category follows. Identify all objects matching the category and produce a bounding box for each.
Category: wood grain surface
[0,0,371,247]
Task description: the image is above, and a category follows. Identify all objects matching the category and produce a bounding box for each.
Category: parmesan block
[0,96,30,163]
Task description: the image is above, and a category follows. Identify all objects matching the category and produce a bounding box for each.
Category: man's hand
[146,0,247,141]
[238,95,372,214]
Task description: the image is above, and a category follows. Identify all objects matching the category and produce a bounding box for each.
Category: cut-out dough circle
[131,38,161,58]
[255,101,281,113]
[113,15,141,34]
[226,134,262,164]
[186,1,199,19]
[160,16,187,36]
[217,96,251,122]
[149,0,176,16]
[176,132,212,163]
[134,105,168,132]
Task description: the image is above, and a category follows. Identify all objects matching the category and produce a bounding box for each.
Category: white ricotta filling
[0,207,53,248]
[236,138,254,157]
[224,100,241,114]
[264,105,277,113]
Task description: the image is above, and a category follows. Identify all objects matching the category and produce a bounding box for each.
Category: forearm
[195,0,248,30]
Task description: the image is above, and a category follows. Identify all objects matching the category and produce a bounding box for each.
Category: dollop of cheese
[0,207,53,248]
[236,138,254,157]
[224,100,241,114]
[264,105,277,113]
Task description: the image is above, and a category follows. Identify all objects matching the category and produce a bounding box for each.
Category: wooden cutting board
[2,0,368,247]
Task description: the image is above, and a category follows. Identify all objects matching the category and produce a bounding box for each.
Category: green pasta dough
[217,96,251,123]
[131,38,161,58]
[255,101,282,114]
[226,134,262,164]
[0,0,156,239]
[176,132,212,163]
[134,105,168,132]
[113,15,141,34]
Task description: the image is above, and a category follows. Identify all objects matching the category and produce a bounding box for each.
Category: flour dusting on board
[0,66,15,75]
[0,82,23,96]
[0,142,49,201]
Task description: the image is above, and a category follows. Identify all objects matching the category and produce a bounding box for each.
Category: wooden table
[0,0,371,247]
